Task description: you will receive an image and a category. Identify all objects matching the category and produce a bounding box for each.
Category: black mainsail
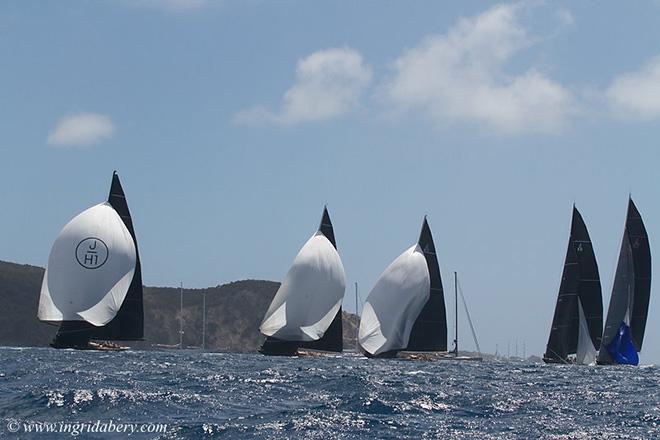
[90,172,144,341]
[597,198,651,365]
[544,206,602,364]
[260,207,345,355]
[405,217,447,352]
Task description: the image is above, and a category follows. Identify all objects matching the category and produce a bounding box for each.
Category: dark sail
[91,172,144,341]
[405,217,447,352]
[318,206,336,248]
[627,199,651,350]
[544,207,602,363]
[544,239,580,362]
[261,206,344,354]
[598,231,635,365]
[598,198,651,365]
[573,208,603,352]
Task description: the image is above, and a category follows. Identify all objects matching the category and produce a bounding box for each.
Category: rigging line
[456,277,481,355]
[545,346,571,365]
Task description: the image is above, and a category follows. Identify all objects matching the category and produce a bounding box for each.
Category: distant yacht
[259,207,346,356]
[358,217,447,358]
[597,198,651,366]
[37,172,144,350]
[543,206,603,365]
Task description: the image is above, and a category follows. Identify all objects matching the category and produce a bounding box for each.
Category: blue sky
[2,1,660,360]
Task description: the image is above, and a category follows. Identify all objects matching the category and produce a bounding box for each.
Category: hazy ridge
[0,260,359,351]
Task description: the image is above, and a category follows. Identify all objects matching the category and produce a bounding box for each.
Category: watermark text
[5,419,168,436]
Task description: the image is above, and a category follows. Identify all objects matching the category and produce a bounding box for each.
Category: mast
[355,282,359,351]
[179,282,183,349]
[202,291,206,350]
[454,271,458,356]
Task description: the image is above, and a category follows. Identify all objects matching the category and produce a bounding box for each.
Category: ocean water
[1,348,659,439]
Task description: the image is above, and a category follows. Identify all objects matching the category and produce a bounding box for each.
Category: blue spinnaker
[606,322,639,365]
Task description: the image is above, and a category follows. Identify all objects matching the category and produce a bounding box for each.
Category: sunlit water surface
[1,348,659,438]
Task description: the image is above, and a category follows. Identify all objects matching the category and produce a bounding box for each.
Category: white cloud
[556,8,575,28]
[382,3,574,135]
[606,57,660,120]
[234,48,372,125]
[47,113,116,148]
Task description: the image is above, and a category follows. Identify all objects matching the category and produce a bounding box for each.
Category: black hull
[364,350,398,359]
[259,337,299,356]
[51,321,94,349]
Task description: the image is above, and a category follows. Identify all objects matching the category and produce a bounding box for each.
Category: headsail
[259,207,346,354]
[544,206,602,364]
[598,198,651,365]
[358,217,444,357]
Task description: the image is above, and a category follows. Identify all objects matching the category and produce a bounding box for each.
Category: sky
[2,0,660,361]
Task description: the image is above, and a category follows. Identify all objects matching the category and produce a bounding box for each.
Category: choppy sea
[1,347,659,439]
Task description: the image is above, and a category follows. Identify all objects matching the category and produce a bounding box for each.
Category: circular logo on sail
[75,238,109,269]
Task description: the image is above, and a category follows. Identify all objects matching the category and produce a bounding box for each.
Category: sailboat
[259,207,346,356]
[449,271,483,361]
[358,217,447,358]
[597,198,651,366]
[543,206,603,364]
[37,172,144,350]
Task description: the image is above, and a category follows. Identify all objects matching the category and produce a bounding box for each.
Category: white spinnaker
[38,202,137,326]
[260,232,346,341]
[576,300,597,365]
[358,244,430,356]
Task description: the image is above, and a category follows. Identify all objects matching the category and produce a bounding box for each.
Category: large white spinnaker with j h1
[37,172,144,349]
[38,203,136,325]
